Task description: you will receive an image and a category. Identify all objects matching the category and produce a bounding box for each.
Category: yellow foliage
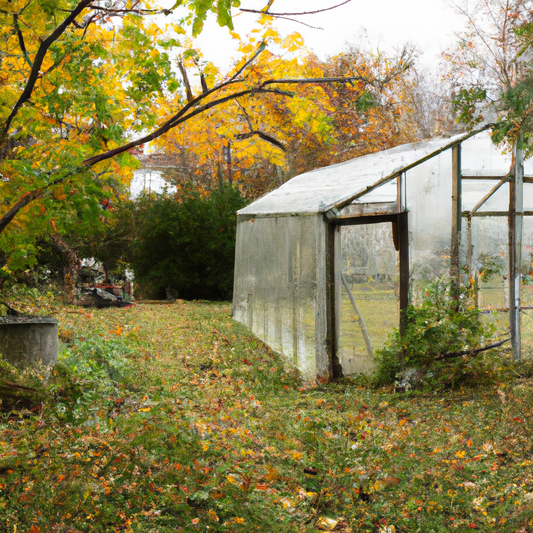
[281,32,304,53]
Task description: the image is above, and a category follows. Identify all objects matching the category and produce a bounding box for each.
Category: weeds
[374,275,500,390]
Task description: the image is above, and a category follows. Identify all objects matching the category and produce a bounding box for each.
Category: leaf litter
[1,301,533,532]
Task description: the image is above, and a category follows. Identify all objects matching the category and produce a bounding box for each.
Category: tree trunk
[49,234,81,304]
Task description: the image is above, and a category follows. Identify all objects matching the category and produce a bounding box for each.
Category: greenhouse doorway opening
[332,213,409,377]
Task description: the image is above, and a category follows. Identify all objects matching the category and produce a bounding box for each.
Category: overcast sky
[189,0,467,70]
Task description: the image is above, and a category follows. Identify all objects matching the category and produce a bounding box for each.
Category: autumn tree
[446,0,533,151]
[154,30,419,198]
[0,0,198,272]
[0,0,391,279]
[153,25,335,196]
[318,42,419,160]
[389,66,458,141]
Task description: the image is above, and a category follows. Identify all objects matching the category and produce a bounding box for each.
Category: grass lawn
[1,299,533,532]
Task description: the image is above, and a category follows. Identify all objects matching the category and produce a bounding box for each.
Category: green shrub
[130,184,247,301]
[374,275,498,389]
[0,358,48,412]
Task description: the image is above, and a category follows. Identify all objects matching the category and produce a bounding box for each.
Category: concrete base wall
[0,318,58,367]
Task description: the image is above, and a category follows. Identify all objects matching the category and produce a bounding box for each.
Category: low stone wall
[0,317,58,367]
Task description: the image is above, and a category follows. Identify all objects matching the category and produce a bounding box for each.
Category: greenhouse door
[331,213,408,377]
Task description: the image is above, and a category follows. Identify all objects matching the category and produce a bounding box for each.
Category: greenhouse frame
[232,129,533,381]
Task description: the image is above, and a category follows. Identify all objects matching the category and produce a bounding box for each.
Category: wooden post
[326,222,342,378]
[398,211,410,334]
[467,215,480,308]
[467,215,472,273]
[451,144,462,307]
[509,140,524,360]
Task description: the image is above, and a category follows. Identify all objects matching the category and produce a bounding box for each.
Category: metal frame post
[509,141,524,360]
[451,144,462,306]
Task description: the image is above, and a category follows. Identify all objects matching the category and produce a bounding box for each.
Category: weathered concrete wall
[0,317,58,367]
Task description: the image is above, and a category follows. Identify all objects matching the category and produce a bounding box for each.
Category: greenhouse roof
[238,130,480,217]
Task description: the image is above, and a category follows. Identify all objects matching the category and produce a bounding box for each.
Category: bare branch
[178,60,194,103]
[229,42,267,83]
[235,130,286,151]
[235,100,254,131]
[265,15,323,30]
[260,76,365,87]
[82,87,292,166]
[0,174,73,235]
[434,337,510,361]
[239,0,353,16]
[200,72,209,94]
[86,4,173,16]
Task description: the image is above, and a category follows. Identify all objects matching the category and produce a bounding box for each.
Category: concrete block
[0,317,58,367]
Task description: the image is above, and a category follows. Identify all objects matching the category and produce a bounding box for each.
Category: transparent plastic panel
[462,179,506,211]
[338,223,399,375]
[469,216,508,307]
[462,130,533,175]
[405,149,453,296]
[353,178,397,204]
[522,217,533,350]
[467,216,533,344]
[468,216,510,338]
[233,215,321,379]
[524,183,533,211]
[478,183,509,212]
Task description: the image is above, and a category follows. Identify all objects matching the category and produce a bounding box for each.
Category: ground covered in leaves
[1,299,533,532]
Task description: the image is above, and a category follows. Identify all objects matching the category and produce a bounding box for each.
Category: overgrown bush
[0,358,48,412]
[374,275,499,389]
[130,184,247,300]
[0,329,141,418]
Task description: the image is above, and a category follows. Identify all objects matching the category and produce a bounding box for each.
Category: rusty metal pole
[509,139,524,360]
[451,145,462,308]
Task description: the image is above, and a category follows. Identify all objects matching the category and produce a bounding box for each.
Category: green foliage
[450,7,533,156]
[491,77,533,157]
[451,87,487,127]
[374,276,497,389]
[74,200,137,282]
[0,358,48,412]
[184,0,242,34]
[355,89,380,112]
[130,184,247,300]
[477,252,505,282]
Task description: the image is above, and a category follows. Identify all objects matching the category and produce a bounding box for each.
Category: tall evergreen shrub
[131,184,246,301]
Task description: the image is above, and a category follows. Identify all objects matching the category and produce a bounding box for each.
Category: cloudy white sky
[189,0,467,70]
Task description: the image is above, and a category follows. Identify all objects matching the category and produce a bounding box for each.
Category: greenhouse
[232,129,533,381]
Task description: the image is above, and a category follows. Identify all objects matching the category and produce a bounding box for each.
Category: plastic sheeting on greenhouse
[233,129,533,381]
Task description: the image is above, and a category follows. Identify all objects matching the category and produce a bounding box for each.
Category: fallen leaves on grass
[1,301,533,532]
